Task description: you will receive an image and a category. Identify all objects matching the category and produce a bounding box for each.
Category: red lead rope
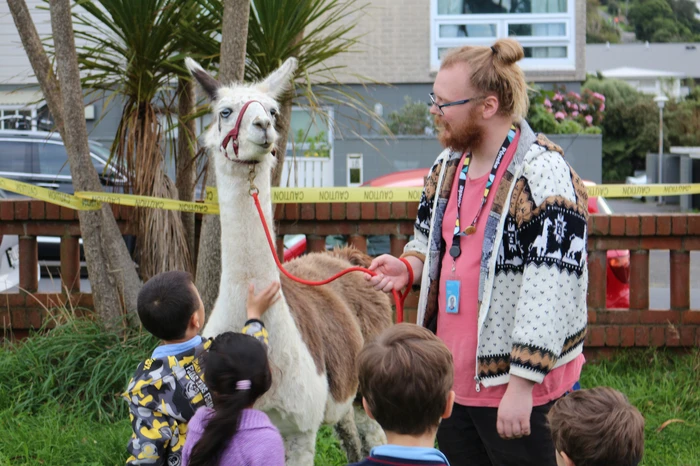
[251,192,413,323]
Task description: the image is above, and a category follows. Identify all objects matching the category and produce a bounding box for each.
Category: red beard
[436,106,484,153]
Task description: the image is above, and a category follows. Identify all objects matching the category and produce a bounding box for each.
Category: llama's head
[186,57,298,175]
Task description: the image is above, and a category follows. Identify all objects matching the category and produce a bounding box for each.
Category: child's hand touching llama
[246,282,281,321]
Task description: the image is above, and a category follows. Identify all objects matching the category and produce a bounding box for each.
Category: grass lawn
[579,350,699,466]
[1,318,697,466]
[0,407,346,466]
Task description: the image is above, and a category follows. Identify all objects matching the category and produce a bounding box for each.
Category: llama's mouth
[231,159,260,165]
[256,141,274,151]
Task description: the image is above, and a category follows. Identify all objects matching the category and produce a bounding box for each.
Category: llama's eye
[220,108,232,118]
[270,108,278,118]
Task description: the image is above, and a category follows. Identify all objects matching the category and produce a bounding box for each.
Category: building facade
[1,0,590,188]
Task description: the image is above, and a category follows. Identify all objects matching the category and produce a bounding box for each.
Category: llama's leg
[334,407,363,463]
[353,403,386,457]
[284,430,317,466]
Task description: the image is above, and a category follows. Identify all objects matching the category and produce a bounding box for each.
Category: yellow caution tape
[74,192,220,215]
[206,183,700,204]
[271,187,421,204]
[585,183,700,198]
[2,176,699,212]
[204,186,424,204]
[0,176,101,211]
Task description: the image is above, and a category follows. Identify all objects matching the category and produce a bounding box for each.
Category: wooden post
[348,235,368,253]
[587,250,607,309]
[629,250,649,310]
[19,235,38,292]
[60,236,80,292]
[670,250,690,310]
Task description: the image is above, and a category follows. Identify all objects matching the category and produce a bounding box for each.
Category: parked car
[0,130,133,275]
[361,168,630,309]
[0,130,126,196]
[283,234,307,262]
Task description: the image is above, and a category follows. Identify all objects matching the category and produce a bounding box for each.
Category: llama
[186,57,393,465]
[530,217,552,257]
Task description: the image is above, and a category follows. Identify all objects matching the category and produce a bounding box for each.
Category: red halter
[220,100,274,161]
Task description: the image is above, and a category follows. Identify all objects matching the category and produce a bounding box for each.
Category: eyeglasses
[429,92,484,116]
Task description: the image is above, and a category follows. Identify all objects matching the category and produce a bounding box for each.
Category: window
[0,109,33,131]
[0,141,31,173]
[431,0,575,71]
[36,142,71,177]
[286,107,334,159]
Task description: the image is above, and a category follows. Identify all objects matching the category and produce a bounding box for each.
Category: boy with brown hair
[547,387,645,466]
[349,323,455,466]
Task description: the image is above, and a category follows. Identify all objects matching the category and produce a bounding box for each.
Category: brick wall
[1,200,699,348]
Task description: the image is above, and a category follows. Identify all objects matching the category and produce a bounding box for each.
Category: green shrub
[386,96,434,135]
[584,125,603,134]
[555,119,584,134]
[583,78,658,182]
[666,98,700,147]
[528,85,604,134]
[528,105,559,134]
[0,310,158,422]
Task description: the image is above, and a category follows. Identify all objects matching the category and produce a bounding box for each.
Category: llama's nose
[253,118,271,130]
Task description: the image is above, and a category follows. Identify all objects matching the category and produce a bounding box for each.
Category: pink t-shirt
[437,130,584,408]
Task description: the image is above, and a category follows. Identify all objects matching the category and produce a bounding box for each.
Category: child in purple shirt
[182,331,284,466]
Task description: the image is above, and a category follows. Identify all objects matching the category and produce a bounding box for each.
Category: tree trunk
[195,0,250,315]
[176,77,197,264]
[7,0,64,133]
[270,30,305,188]
[194,171,222,314]
[219,0,250,83]
[271,98,293,187]
[11,0,141,328]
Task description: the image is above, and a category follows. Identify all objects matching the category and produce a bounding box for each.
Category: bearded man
[365,39,589,466]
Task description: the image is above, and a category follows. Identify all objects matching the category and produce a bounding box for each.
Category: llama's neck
[207,158,311,372]
[216,161,278,285]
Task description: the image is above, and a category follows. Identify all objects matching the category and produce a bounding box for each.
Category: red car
[283,234,307,262]
[363,169,630,309]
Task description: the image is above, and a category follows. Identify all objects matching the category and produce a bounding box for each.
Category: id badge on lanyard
[445,278,460,314]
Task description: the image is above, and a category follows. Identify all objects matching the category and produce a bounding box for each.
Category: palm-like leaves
[56,0,384,277]
[70,0,196,279]
[73,0,197,96]
[190,0,387,145]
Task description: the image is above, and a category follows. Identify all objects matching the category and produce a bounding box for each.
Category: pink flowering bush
[529,85,605,134]
[546,87,605,127]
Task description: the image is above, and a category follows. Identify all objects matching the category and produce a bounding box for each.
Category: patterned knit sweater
[402,120,588,389]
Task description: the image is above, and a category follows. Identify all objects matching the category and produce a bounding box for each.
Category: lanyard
[448,125,517,260]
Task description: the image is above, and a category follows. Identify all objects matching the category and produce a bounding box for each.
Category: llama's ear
[257,57,298,100]
[185,57,221,101]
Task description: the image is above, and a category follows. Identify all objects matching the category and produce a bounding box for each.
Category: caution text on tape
[2,176,700,212]
[585,183,700,198]
[0,176,101,211]
[206,183,700,204]
[75,192,220,215]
